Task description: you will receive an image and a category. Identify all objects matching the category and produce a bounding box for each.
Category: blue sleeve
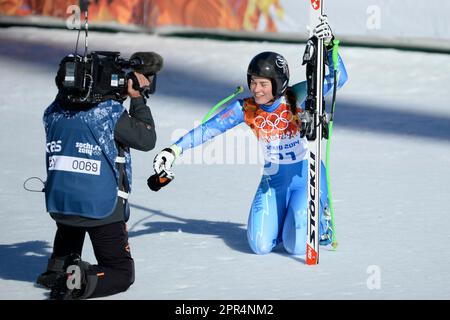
[290,50,348,106]
[174,100,245,154]
[323,50,348,97]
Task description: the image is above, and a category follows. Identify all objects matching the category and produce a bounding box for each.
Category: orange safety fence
[0,0,286,32]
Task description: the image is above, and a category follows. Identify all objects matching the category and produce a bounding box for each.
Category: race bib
[48,155,101,176]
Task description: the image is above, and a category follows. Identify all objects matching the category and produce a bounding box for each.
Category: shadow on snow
[128,203,254,255]
[0,240,51,283]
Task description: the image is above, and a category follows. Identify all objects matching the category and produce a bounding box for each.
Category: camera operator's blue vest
[43,100,132,219]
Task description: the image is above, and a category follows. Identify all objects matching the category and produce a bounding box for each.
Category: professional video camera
[56,51,163,104]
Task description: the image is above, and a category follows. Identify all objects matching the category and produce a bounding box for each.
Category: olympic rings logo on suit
[253,110,293,134]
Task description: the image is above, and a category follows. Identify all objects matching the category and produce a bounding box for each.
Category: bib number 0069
[48,155,101,176]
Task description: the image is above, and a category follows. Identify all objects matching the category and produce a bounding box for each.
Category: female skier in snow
[151,16,347,255]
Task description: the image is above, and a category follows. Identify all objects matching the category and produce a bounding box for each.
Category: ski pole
[201,86,243,124]
[325,39,340,249]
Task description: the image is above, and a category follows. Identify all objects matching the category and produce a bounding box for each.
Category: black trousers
[53,221,135,298]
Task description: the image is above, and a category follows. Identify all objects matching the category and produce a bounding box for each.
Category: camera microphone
[129,52,164,76]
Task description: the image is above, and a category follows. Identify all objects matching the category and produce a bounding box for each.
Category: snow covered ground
[0,27,449,300]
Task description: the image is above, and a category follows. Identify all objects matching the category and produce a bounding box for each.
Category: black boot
[36,255,68,289]
[49,253,97,300]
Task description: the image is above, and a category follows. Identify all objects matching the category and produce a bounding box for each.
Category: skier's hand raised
[313,14,334,47]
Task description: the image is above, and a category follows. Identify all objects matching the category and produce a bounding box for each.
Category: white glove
[313,15,334,46]
[153,145,180,180]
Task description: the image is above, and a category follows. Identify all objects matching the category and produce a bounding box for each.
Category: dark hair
[285,86,299,116]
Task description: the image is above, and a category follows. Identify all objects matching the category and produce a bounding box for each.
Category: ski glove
[313,14,334,47]
[153,147,177,176]
[148,145,181,191]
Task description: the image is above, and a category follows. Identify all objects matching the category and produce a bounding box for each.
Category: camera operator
[36,57,157,299]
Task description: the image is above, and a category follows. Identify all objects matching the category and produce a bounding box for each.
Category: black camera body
[56,51,163,104]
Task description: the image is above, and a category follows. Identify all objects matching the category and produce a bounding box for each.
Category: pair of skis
[305,0,339,265]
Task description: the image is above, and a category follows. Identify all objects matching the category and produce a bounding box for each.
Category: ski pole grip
[147,173,172,192]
